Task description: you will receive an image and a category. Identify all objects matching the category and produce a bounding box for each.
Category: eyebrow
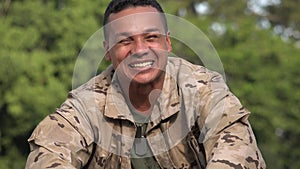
[114,28,163,39]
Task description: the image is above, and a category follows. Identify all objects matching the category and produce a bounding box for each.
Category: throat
[128,84,163,116]
[129,92,152,115]
[122,72,165,116]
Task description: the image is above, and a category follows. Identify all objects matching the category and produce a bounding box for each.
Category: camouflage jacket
[26,57,266,169]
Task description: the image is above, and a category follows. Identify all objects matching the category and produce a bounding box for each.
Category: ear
[166,31,172,53]
[103,40,111,61]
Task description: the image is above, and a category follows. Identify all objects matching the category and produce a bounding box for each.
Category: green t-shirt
[130,111,161,169]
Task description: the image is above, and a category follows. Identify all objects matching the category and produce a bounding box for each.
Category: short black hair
[103,0,168,39]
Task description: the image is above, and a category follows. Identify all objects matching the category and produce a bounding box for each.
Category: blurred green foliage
[0,0,299,168]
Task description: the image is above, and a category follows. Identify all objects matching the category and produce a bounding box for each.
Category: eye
[118,38,132,45]
[146,34,160,41]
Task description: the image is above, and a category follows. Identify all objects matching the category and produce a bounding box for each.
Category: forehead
[106,6,165,36]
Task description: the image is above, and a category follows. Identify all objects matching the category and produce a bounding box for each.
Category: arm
[25,112,94,169]
[204,105,266,168]
[197,72,266,169]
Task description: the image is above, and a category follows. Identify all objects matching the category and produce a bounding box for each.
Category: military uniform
[26,57,266,169]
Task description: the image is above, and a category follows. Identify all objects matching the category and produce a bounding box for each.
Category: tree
[0,0,109,168]
[161,0,300,168]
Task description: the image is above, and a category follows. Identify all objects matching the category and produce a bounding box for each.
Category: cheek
[111,46,125,58]
[152,46,169,58]
[110,48,130,66]
[116,50,129,63]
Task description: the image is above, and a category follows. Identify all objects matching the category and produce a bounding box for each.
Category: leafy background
[0,0,299,168]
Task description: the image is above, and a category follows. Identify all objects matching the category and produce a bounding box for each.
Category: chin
[131,76,155,84]
[132,71,163,84]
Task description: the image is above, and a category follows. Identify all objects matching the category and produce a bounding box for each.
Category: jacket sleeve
[197,71,266,169]
[25,107,94,169]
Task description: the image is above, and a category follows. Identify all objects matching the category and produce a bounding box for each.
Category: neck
[121,73,165,116]
[129,82,162,112]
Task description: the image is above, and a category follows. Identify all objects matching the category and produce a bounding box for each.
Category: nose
[131,39,148,57]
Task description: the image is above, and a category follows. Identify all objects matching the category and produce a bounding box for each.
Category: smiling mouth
[129,61,154,69]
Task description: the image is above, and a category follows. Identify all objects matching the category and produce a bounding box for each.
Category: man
[25,0,266,168]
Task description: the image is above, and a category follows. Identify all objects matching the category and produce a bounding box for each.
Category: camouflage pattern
[26,57,266,169]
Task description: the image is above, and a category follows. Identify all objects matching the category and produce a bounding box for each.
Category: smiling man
[25,0,266,169]
[104,7,171,116]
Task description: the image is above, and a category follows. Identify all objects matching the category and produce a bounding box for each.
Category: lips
[129,61,154,69]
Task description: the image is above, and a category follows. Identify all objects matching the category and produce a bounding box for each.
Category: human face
[104,6,172,85]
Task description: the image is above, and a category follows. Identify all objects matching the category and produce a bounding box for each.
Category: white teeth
[130,61,153,68]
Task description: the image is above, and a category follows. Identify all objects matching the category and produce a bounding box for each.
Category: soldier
[25,0,266,168]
